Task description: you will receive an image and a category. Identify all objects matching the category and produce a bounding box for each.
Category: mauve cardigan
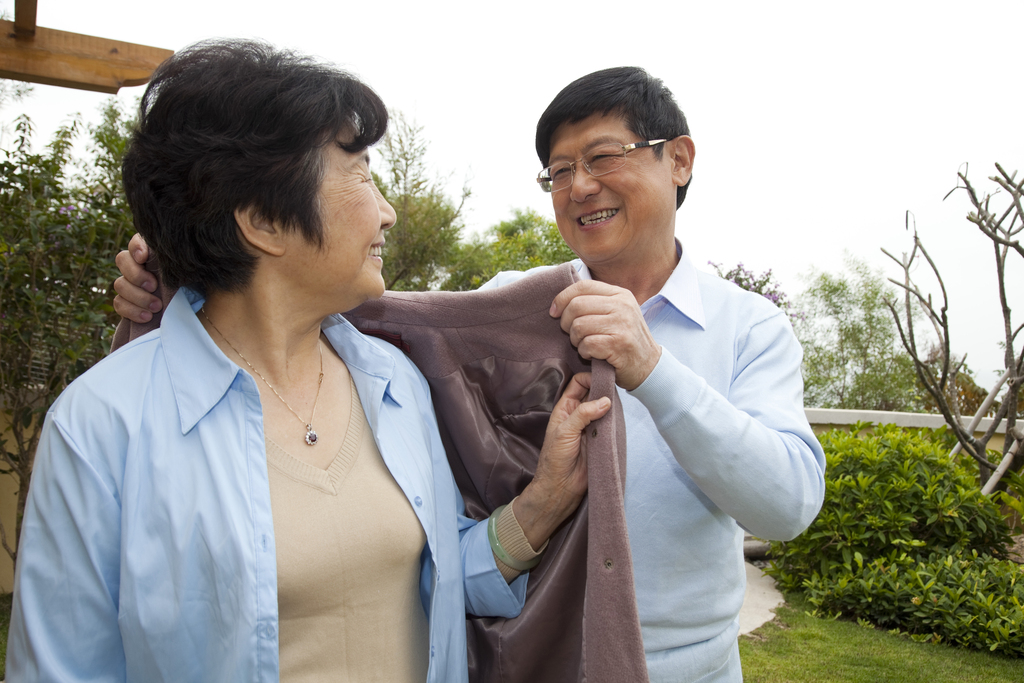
[111,263,649,683]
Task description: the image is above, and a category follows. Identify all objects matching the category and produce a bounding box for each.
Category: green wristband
[487,505,542,572]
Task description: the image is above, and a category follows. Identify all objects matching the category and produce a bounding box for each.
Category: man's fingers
[113,273,163,323]
[128,233,150,265]
[115,249,157,293]
[112,285,154,323]
[550,281,583,318]
[572,333,614,362]
[112,269,161,309]
[550,280,619,318]
[113,245,163,323]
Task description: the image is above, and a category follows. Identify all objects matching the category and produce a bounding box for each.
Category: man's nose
[568,162,600,202]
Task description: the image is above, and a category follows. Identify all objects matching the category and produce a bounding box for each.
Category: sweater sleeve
[628,312,825,540]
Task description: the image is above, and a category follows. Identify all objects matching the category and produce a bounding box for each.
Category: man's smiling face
[546,113,693,279]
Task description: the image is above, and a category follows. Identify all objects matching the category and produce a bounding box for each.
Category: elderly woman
[7,40,606,682]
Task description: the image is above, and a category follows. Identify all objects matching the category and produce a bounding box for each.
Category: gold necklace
[201,307,324,446]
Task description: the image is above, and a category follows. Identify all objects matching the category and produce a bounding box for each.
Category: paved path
[739,562,785,635]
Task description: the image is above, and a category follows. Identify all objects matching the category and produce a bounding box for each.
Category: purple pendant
[305,426,318,446]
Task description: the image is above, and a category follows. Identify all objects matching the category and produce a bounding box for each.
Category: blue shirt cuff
[462,518,527,617]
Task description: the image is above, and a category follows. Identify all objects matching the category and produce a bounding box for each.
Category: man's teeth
[370,245,382,257]
[580,210,617,225]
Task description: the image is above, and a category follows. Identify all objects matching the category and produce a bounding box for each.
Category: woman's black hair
[122,39,388,293]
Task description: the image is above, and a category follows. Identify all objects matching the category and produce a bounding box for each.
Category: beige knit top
[266,376,429,682]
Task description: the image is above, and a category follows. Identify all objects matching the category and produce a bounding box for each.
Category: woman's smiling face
[296,140,396,311]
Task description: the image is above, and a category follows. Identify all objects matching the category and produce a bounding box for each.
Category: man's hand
[513,373,611,549]
[550,280,662,391]
[113,234,162,322]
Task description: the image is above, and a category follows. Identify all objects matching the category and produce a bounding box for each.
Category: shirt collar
[573,240,706,329]
[657,241,706,329]
[160,287,246,434]
[320,313,399,408]
[160,289,402,436]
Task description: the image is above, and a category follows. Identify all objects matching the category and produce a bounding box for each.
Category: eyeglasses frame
[536,139,668,193]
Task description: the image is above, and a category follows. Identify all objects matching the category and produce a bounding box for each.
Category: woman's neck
[198,282,325,389]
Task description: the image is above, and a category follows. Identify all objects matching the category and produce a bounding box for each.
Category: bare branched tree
[882,163,1023,492]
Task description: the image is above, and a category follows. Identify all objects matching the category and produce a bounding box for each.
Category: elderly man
[113,67,825,683]
[487,66,825,682]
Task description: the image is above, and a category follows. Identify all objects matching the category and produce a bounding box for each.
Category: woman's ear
[669,135,696,188]
[233,206,288,257]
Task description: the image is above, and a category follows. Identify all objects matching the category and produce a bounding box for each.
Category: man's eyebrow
[549,135,627,162]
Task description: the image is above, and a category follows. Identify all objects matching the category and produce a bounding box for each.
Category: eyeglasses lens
[539,145,627,193]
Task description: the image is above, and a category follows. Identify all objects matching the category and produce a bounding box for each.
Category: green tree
[441,209,576,291]
[0,101,135,569]
[375,113,466,291]
[796,256,924,412]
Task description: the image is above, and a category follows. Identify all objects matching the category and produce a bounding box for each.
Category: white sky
[2,0,1021,386]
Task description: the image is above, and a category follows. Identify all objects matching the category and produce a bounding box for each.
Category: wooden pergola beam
[14,0,38,38]
[0,14,172,95]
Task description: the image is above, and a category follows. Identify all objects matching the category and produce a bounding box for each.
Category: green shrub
[767,423,1011,593]
[765,423,1021,656]
[804,549,1024,657]
[995,468,1024,536]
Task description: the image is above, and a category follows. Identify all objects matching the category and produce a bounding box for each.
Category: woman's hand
[512,373,611,550]
[113,234,163,322]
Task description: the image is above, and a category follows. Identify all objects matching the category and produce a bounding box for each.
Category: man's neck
[587,245,680,305]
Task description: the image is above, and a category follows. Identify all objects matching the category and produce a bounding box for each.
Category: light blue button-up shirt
[8,288,526,682]
[484,247,825,683]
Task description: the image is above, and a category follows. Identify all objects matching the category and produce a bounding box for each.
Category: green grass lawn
[740,594,1021,683]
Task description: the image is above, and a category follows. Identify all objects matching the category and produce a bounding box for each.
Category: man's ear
[233,206,288,257]
[668,135,696,188]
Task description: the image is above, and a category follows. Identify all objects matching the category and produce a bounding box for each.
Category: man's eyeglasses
[536,139,667,193]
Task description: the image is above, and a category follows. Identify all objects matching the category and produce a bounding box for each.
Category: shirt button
[414,496,423,507]
[431,645,436,657]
